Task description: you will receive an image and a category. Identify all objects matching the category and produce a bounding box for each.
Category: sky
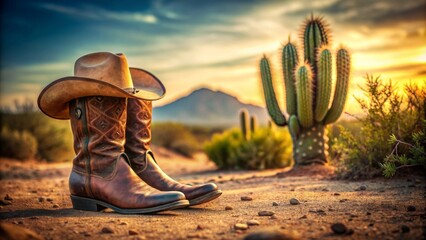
[1,0,425,115]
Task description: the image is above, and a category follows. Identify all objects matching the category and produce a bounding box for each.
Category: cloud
[38,3,157,24]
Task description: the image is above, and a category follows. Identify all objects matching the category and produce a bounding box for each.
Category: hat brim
[38,68,166,120]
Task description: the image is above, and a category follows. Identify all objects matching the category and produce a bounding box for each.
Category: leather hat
[38,52,166,119]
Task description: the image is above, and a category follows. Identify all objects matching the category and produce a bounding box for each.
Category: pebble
[289,198,300,205]
[129,230,139,235]
[333,193,341,196]
[299,215,307,219]
[225,206,233,211]
[52,204,59,208]
[196,225,205,230]
[401,225,410,233]
[241,196,253,201]
[407,205,416,212]
[339,199,348,203]
[119,222,128,225]
[247,220,260,226]
[38,197,45,203]
[258,211,275,216]
[4,194,13,201]
[359,185,367,190]
[234,223,249,230]
[272,201,279,206]
[322,188,329,192]
[0,200,12,206]
[366,212,371,215]
[101,227,114,234]
[331,223,347,234]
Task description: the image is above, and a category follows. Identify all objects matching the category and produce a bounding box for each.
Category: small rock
[366,212,371,215]
[234,223,249,230]
[401,225,410,233]
[359,185,367,191]
[247,220,260,226]
[331,223,347,234]
[4,194,13,201]
[225,206,233,211]
[290,198,300,205]
[52,204,59,208]
[46,198,54,202]
[407,205,416,212]
[129,229,139,235]
[196,225,205,230]
[258,211,275,216]
[299,215,307,219]
[119,222,128,225]
[333,193,341,196]
[339,199,348,203]
[101,227,114,234]
[322,188,329,192]
[270,215,278,219]
[38,197,45,203]
[272,201,279,206]
[241,196,253,201]
[0,200,12,206]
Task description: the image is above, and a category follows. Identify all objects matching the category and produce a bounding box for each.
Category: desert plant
[0,126,38,160]
[260,15,350,165]
[332,76,425,178]
[250,115,257,134]
[239,109,249,140]
[152,122,200,157]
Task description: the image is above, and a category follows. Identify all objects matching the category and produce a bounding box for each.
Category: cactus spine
[259,15,351,165]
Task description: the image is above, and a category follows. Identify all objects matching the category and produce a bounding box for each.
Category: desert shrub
[0,126,38,160]
[332,75,425,178]
[1,111,73,162]
[204,127,292,170]
[152,122,200,157]
[381,122,426,177]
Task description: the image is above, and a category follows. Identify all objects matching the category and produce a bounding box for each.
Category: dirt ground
[0,147,425,240]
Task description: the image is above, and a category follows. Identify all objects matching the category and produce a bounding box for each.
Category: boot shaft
[70,96,127,177]
[125,99,152,169]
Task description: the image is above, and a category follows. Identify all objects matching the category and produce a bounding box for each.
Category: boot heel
[70,195,106,211]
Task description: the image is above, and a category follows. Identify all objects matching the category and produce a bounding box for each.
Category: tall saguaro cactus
[260,15,351,165]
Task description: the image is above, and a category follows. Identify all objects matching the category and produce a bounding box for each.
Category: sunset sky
[1,0,425,115]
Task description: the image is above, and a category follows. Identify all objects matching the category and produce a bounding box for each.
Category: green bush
[332,75,425,178]
[152,122,200,157]
[1,111,73,162]
[0,126,38,160]
[204,127,292,170]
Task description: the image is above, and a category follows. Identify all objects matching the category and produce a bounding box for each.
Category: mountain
[153,88,270,126]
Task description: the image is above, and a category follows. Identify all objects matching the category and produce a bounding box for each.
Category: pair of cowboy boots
[69,96,221,214]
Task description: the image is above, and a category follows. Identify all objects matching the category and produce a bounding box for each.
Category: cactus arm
[282,42,298,116]
[296,63,314,128]
[314,47,332,122]
[260,56,287,126]
[288,115,300,139]
[324,48,351,124]
[240,109,249,140]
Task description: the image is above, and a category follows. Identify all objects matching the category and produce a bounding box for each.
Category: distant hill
[153,88,270,126]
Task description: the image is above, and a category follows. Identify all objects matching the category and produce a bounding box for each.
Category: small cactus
[239,109,249,140]
[250,116,257,133]
[260,15,351,165]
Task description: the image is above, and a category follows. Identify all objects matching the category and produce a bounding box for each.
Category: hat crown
[74,52,134,90]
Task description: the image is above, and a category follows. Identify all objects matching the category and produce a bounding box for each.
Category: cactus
[250,115,257,133]
[239,109,249,140]
[260,15,351,165]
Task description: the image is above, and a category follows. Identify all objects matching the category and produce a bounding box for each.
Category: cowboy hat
[38,52,166,120]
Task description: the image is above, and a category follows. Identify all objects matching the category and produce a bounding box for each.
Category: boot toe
[143,191,186,207]
[186,183,219,200]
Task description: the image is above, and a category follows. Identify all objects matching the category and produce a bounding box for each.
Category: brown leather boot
[69,96,189,213]
[125,99,222,206]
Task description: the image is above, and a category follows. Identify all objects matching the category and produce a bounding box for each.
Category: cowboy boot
[125,99,222,206]
[69,96,189,213]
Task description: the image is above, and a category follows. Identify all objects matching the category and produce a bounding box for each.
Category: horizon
[1,0,425,115]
